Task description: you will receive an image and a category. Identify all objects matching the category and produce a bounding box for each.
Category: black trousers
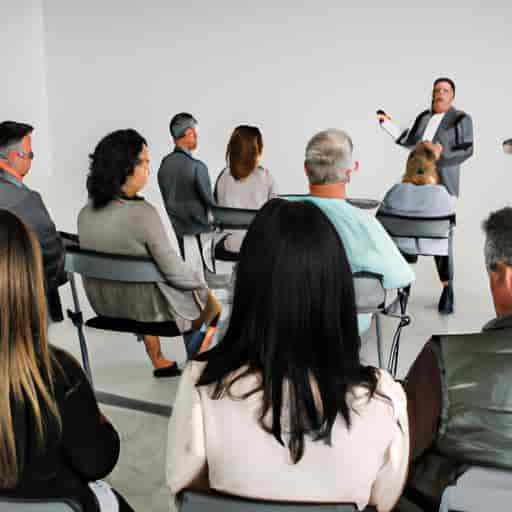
[402,254,450,283]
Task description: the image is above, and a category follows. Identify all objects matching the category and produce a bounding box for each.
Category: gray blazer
[158,148,214,237]
[78,197,207,332]
[397,106,474,196]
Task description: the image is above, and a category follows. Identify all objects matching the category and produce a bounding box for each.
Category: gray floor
[49,254,494,512]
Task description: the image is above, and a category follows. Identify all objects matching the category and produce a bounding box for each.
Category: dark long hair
[197,199,377,463]
[87,129,147,209]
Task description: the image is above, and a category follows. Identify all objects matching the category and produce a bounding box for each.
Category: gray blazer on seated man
[0,121,65,321]
[378,77,474,196]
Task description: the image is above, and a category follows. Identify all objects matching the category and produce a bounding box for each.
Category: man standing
[0,121,65,321]
[158,113,214,259]
[404,206,512,507]
[378,78,474,314]
[378,77,474,197]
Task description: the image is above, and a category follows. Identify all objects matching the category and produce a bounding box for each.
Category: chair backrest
[211,205,259,230]
[376,213,454,239]
[178,491,376,512]
[0,497,82,512]
[353,272,386,313]
[65,245,165,283]
[440,465,512,512]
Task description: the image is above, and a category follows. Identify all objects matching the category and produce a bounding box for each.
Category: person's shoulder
[50,345,87,388]
[351,369,406,421]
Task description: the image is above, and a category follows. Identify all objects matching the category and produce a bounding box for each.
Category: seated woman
[0,209,134,512]
[215,125,277,258]
[167,199,408,511]
[78,129,221,378]
[378,143,455,314]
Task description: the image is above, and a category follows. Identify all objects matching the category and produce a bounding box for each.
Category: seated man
[287,129,415,333]
[158,113,214,261]
[0,121,65,321]
[378,143,456,314]
[405,206,512,508]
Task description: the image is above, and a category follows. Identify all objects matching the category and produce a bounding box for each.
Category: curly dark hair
[87,129,147,209]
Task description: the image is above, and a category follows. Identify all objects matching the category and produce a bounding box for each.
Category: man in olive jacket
[404,206,512,507]
[0,121,65,321]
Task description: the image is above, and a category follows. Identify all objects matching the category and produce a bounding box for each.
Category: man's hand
[376,110,392,124]
[422,141,443,160]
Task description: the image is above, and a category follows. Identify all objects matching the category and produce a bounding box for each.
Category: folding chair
[178,491,377,512]
[0,497,82,512]
[439,465,512,512]
[64,243,183,416]
[353,272,410,375]
[376,212,456,304]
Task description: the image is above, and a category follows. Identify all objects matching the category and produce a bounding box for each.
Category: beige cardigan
[167,362,409,511]
[78,197,207,332]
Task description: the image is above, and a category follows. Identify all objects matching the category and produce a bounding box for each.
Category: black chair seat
[86,316,181,337]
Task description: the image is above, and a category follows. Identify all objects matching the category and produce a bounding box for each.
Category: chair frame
[178,490,377,512]
[64,244,180,416]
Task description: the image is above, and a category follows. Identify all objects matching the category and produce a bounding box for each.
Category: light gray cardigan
[78,197,207,332]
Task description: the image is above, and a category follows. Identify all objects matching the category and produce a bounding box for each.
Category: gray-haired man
[405,206,512,506]
[158,113,214,259]
[286,129,414,334]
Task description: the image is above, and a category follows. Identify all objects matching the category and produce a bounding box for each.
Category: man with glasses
[378,78,474,314]
[0,121,65,321]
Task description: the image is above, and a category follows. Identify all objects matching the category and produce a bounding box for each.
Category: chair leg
[375,313,384,369]
[66,272,94,385]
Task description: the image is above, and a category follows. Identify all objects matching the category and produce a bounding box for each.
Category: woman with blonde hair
[0,209,134,511]
[215,125,277,257]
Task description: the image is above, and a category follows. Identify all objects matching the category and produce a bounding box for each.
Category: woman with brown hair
[215,125,277,256]
[0,209,134,511]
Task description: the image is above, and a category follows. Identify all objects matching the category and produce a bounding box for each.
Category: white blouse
[167,362,409,511]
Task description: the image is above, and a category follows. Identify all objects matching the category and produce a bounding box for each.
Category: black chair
[0,497,82,512]
[178,491,377,512]
[64,243,182,416]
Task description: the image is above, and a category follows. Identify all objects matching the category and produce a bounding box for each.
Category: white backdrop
[3,0,512,311]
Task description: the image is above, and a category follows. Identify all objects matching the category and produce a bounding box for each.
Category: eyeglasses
[17,150,34,160]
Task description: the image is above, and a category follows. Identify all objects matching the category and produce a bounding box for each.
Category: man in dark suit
[0,121,65,321]
[378,78,474,314]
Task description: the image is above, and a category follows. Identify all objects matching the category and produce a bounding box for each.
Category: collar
[118,194,145,202]
[309,180,346,199]
[482,313,512,332]
[174,146,192,157]
[0,160,24,182]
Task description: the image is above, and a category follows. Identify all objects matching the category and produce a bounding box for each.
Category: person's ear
[353,161,360,172]
[304,162,309,176]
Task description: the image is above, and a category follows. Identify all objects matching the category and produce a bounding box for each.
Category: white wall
[10,0,512,320]
[0,0,54,201]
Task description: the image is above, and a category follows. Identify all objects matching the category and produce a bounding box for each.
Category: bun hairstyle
[402,143,440,186]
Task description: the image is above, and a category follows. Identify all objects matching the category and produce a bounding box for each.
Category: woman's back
[2,346,120,512]
[169,362,408,510]
[215,167,276,252]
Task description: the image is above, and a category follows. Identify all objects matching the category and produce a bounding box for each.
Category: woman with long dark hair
[79,129,221,377]
[0,209,134,511]
[167,199,408,511]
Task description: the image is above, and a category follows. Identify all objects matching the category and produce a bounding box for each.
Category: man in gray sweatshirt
[158,113,214,258]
